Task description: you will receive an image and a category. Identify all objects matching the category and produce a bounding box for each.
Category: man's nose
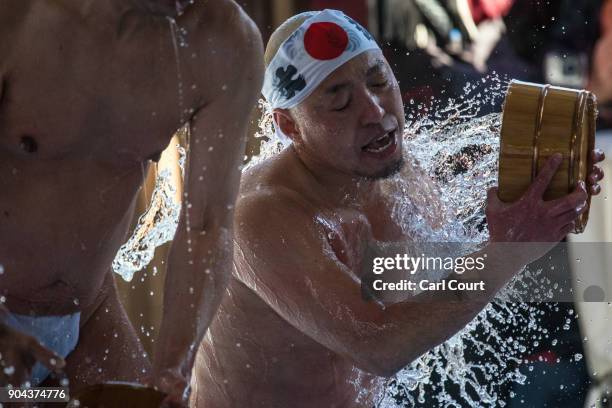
[359,90,385,126]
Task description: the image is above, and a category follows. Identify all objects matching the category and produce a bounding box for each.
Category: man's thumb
[487,187,500,206]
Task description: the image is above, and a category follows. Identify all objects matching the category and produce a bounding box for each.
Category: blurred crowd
[367,0,612,127]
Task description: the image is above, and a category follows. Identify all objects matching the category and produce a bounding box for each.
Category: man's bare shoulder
[178,0,264,101]
[181,0,258,37]
[237,180,313,229]
[236,155,322,239]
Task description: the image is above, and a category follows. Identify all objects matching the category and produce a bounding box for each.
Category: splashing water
[250,74,574,407]
[112,18,195,281]
[112,145,185,281]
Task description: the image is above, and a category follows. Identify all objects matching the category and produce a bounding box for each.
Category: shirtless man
[0,0,263,405]
[192,10,605,407]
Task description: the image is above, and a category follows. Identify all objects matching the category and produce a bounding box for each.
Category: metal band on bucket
[569,90,588,193]
[532,85,550,181]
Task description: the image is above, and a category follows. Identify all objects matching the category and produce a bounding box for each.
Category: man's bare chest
[0,16,195,162]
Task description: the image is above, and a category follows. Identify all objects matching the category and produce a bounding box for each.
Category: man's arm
[234,155,591,378]
[234,193,516,378]
[152,4,264,403]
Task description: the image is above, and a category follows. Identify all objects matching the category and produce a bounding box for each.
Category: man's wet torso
[0,1,215,315]
[191,148,440,407]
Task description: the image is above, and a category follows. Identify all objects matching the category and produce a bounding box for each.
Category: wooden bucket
[66,382,166,408]
[498,80,597,233]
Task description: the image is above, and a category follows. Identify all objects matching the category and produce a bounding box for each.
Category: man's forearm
[154,221,232,378]
[358,243,526,376]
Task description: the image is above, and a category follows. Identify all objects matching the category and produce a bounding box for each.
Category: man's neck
[292,146,377,209]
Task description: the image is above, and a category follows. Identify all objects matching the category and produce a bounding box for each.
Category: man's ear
[273,109,301,142]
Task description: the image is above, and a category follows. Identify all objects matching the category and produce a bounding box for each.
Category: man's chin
[359,157,405,180]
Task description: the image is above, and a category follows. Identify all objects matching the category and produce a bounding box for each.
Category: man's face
[290,50,405,180]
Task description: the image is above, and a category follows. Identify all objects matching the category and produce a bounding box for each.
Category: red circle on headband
[304,22,348,60]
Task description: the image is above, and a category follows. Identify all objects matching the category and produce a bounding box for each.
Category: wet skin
[0,0,263,402]
[192,50,605,407]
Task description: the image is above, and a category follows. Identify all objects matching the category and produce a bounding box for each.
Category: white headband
[262,10,381,145]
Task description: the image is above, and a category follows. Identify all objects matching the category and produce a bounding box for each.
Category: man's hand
[0,322,65,386]
[588,149,606,195]
[486,152,603,264]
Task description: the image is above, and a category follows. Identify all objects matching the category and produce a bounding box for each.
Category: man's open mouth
[362,130,396,153]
